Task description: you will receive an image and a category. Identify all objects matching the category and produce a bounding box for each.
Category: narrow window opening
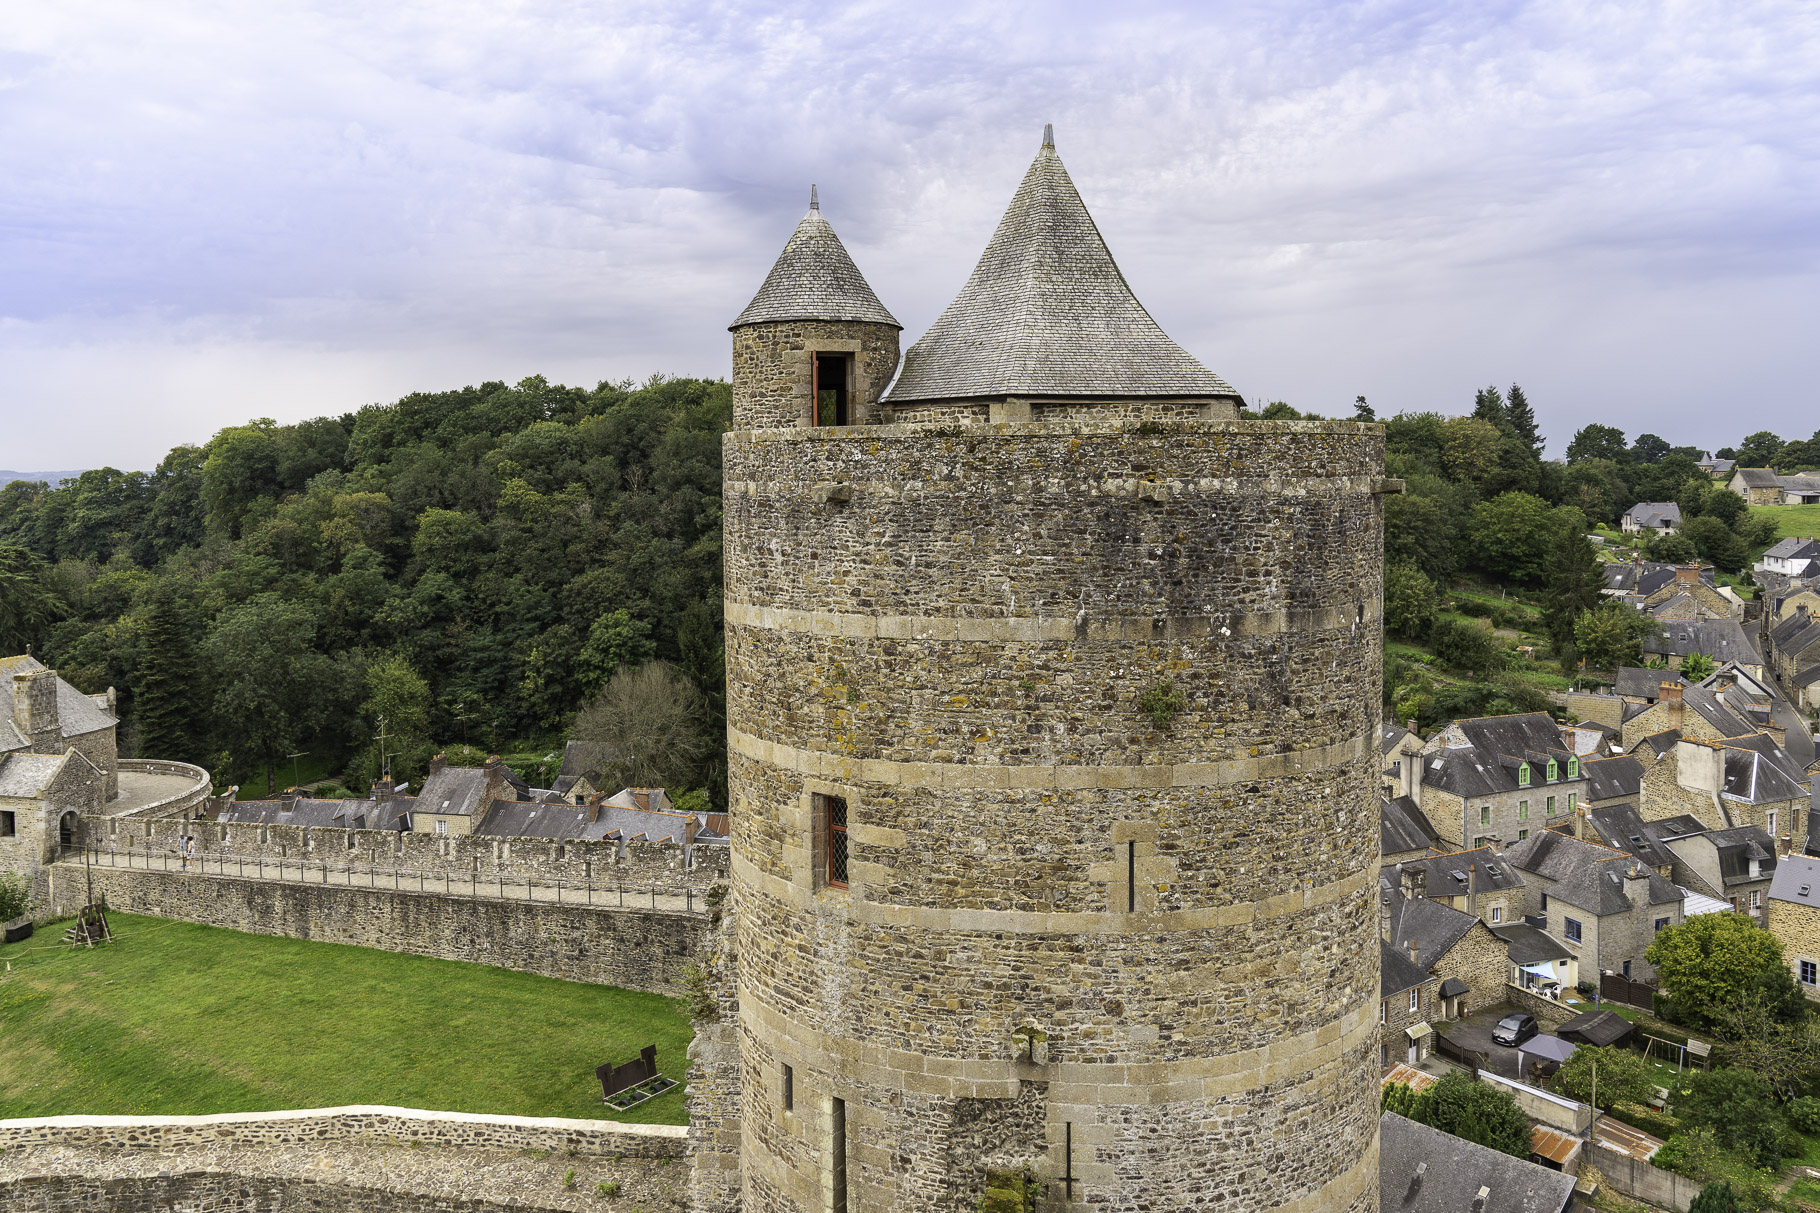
[830,1096,849,1212]
[0,810,13,838]
[813,353,851,427]
[817,793,849,889]
[783,1064,794,1111]
[1126,840,1136,912]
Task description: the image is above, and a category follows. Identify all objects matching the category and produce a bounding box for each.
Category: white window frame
[435,819,449,836]
[1409,988,1420,1013]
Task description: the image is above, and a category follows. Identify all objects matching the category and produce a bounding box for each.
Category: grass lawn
[1750,503,1820,542]
[0,913,690,1125]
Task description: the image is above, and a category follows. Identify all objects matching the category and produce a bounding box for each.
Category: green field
[1750,503,1820,542]
[0,913,690,1124]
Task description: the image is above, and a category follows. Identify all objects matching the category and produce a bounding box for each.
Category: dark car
[1491,1012,1540,1047]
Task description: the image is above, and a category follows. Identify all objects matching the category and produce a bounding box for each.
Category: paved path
[56,849,706,916]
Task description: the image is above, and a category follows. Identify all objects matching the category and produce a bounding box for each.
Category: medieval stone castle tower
[712,127,1387,1212]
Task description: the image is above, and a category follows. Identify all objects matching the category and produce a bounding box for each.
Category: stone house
[1613,667,1685,707]
[1504,830,1685,981]
[1727,467,1820,506]
[1563,690,1625,731]
[1620,682,1754,752]
[1380,939,1441,1069]
[1639,735,1810,845]
[0,657,116,874]
[1384,891,1510,1016]
[1767,607,1820,698]
[1383,846,1526,929]
[411,756,516,836]
[1621,502,1682,535]
[1662,824,1777,924]
[1643,567,1742,620]
[1768,854,1820,1001]
[1410,713,1590,850]
[1603,561,1711,603]
[1641,618,1763,681]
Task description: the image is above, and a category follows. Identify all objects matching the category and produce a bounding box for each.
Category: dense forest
[0,375,730,802]
[1,376,1815,797]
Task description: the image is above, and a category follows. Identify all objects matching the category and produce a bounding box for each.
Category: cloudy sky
[2,0,1817,471]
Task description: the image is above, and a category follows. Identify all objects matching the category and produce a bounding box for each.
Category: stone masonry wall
[44,865,707,995]
[1435,921,1511,1015]
[730,320,900,430]
[1769,899,1820,1001]
[76,814,730,894]
[0,1172,531,1213]
[725,418,1386,1213]
[0,1106,684,1157]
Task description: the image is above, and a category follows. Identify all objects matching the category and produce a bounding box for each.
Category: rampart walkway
[53,846,711,916]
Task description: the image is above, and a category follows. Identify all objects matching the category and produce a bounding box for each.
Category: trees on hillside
[1542,515,1606,657]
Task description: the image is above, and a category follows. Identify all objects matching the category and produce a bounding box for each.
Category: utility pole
[375,715,390,782]
[286,750,309,793]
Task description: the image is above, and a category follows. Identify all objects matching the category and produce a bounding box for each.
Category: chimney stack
[371,777,394,802]
[429,753,447,776]
[1676,564,1700,586]
[12,668,60,751]
[483,754,506,806]
[1662,681,1685,730]
[1408,942,1419,966]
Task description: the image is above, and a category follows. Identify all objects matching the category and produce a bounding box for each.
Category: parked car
[1491,1012,1540,1047]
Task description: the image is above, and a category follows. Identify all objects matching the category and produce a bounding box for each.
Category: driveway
[1435,1005,1528,1080]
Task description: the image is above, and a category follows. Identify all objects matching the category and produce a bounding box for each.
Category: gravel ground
[0,1141,687,1212]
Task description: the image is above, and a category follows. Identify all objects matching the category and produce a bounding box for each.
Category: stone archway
[58,811,78,848]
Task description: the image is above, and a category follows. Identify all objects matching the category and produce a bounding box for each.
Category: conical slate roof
[884,128,1236,404]
[729,187,900,330]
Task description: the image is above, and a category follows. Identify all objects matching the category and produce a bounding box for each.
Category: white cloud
[1,0,1817,467]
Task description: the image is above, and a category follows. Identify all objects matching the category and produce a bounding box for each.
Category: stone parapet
[0,1105,684,1156]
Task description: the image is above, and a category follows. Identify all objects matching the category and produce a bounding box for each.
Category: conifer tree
[132,588,202,763]
[1506,383,1542,457]
[1542,516,1606,658]
[1472,385,1507,425]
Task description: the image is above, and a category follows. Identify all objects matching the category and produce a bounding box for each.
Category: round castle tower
[723,132,1384,1213]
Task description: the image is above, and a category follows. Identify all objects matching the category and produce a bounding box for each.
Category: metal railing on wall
[51,845,713,916]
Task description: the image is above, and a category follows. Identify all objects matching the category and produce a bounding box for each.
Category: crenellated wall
[75,813,730,892]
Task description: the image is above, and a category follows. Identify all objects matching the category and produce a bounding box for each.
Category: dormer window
[1518,763,1530,787]
[1546,758,1558,781]
[1567,756,1579,778]
[813,352,851,426]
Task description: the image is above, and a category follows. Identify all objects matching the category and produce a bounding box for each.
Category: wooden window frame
[813,792,850,890]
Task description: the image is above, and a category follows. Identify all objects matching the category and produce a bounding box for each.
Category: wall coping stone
[728,417,1379,442]
[0,1105,687,1156]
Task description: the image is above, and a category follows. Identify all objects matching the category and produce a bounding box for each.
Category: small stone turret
[728,187,901,429]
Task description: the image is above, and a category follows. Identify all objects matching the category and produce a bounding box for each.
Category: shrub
[1687,1180,1746,1213]
[0,872,35,923]
[596,1179,621,1197]
[1553,1045,1654,1111]
[1609,1102,1681,1142]
[1788,1097,1820,1135]
[1134,680,1185,729]
[1654,1129,1779,1210]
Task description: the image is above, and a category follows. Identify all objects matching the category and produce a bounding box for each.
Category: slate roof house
[1621,502,1681,534]
[1581,754,1645,809]
[1638,733,1811,844]
[1384,846,1526,928]
[1493,919,1579,997]
[1382,794,1443,864]
[1379,1112,1578,1213]
[1640,617,1763,680]
[1620,681,1755,752]
[1728,467,1820,506]
[1413,713,1589,851]
[1380,940,1440,1070]
[1662,824,1777,924]
[1768,854,1820,1001]
[1383,890,1510,1016]
[1504,830,1684,981]
[1583,802,1682,874]
[1758,538,1820,580]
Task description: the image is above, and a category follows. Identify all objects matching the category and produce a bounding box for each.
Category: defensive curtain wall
[722,418,1389,1213]
[0,1106,687,1213]
[45,813,726,995]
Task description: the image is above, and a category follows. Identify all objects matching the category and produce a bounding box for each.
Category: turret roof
[884,126,1236,405]
[729,187,900,330]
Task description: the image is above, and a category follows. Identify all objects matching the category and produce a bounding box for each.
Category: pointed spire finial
[810,184,819,211]
[1042,123,1054,149]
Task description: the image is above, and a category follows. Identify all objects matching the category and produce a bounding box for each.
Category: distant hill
[0,469,88,486]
